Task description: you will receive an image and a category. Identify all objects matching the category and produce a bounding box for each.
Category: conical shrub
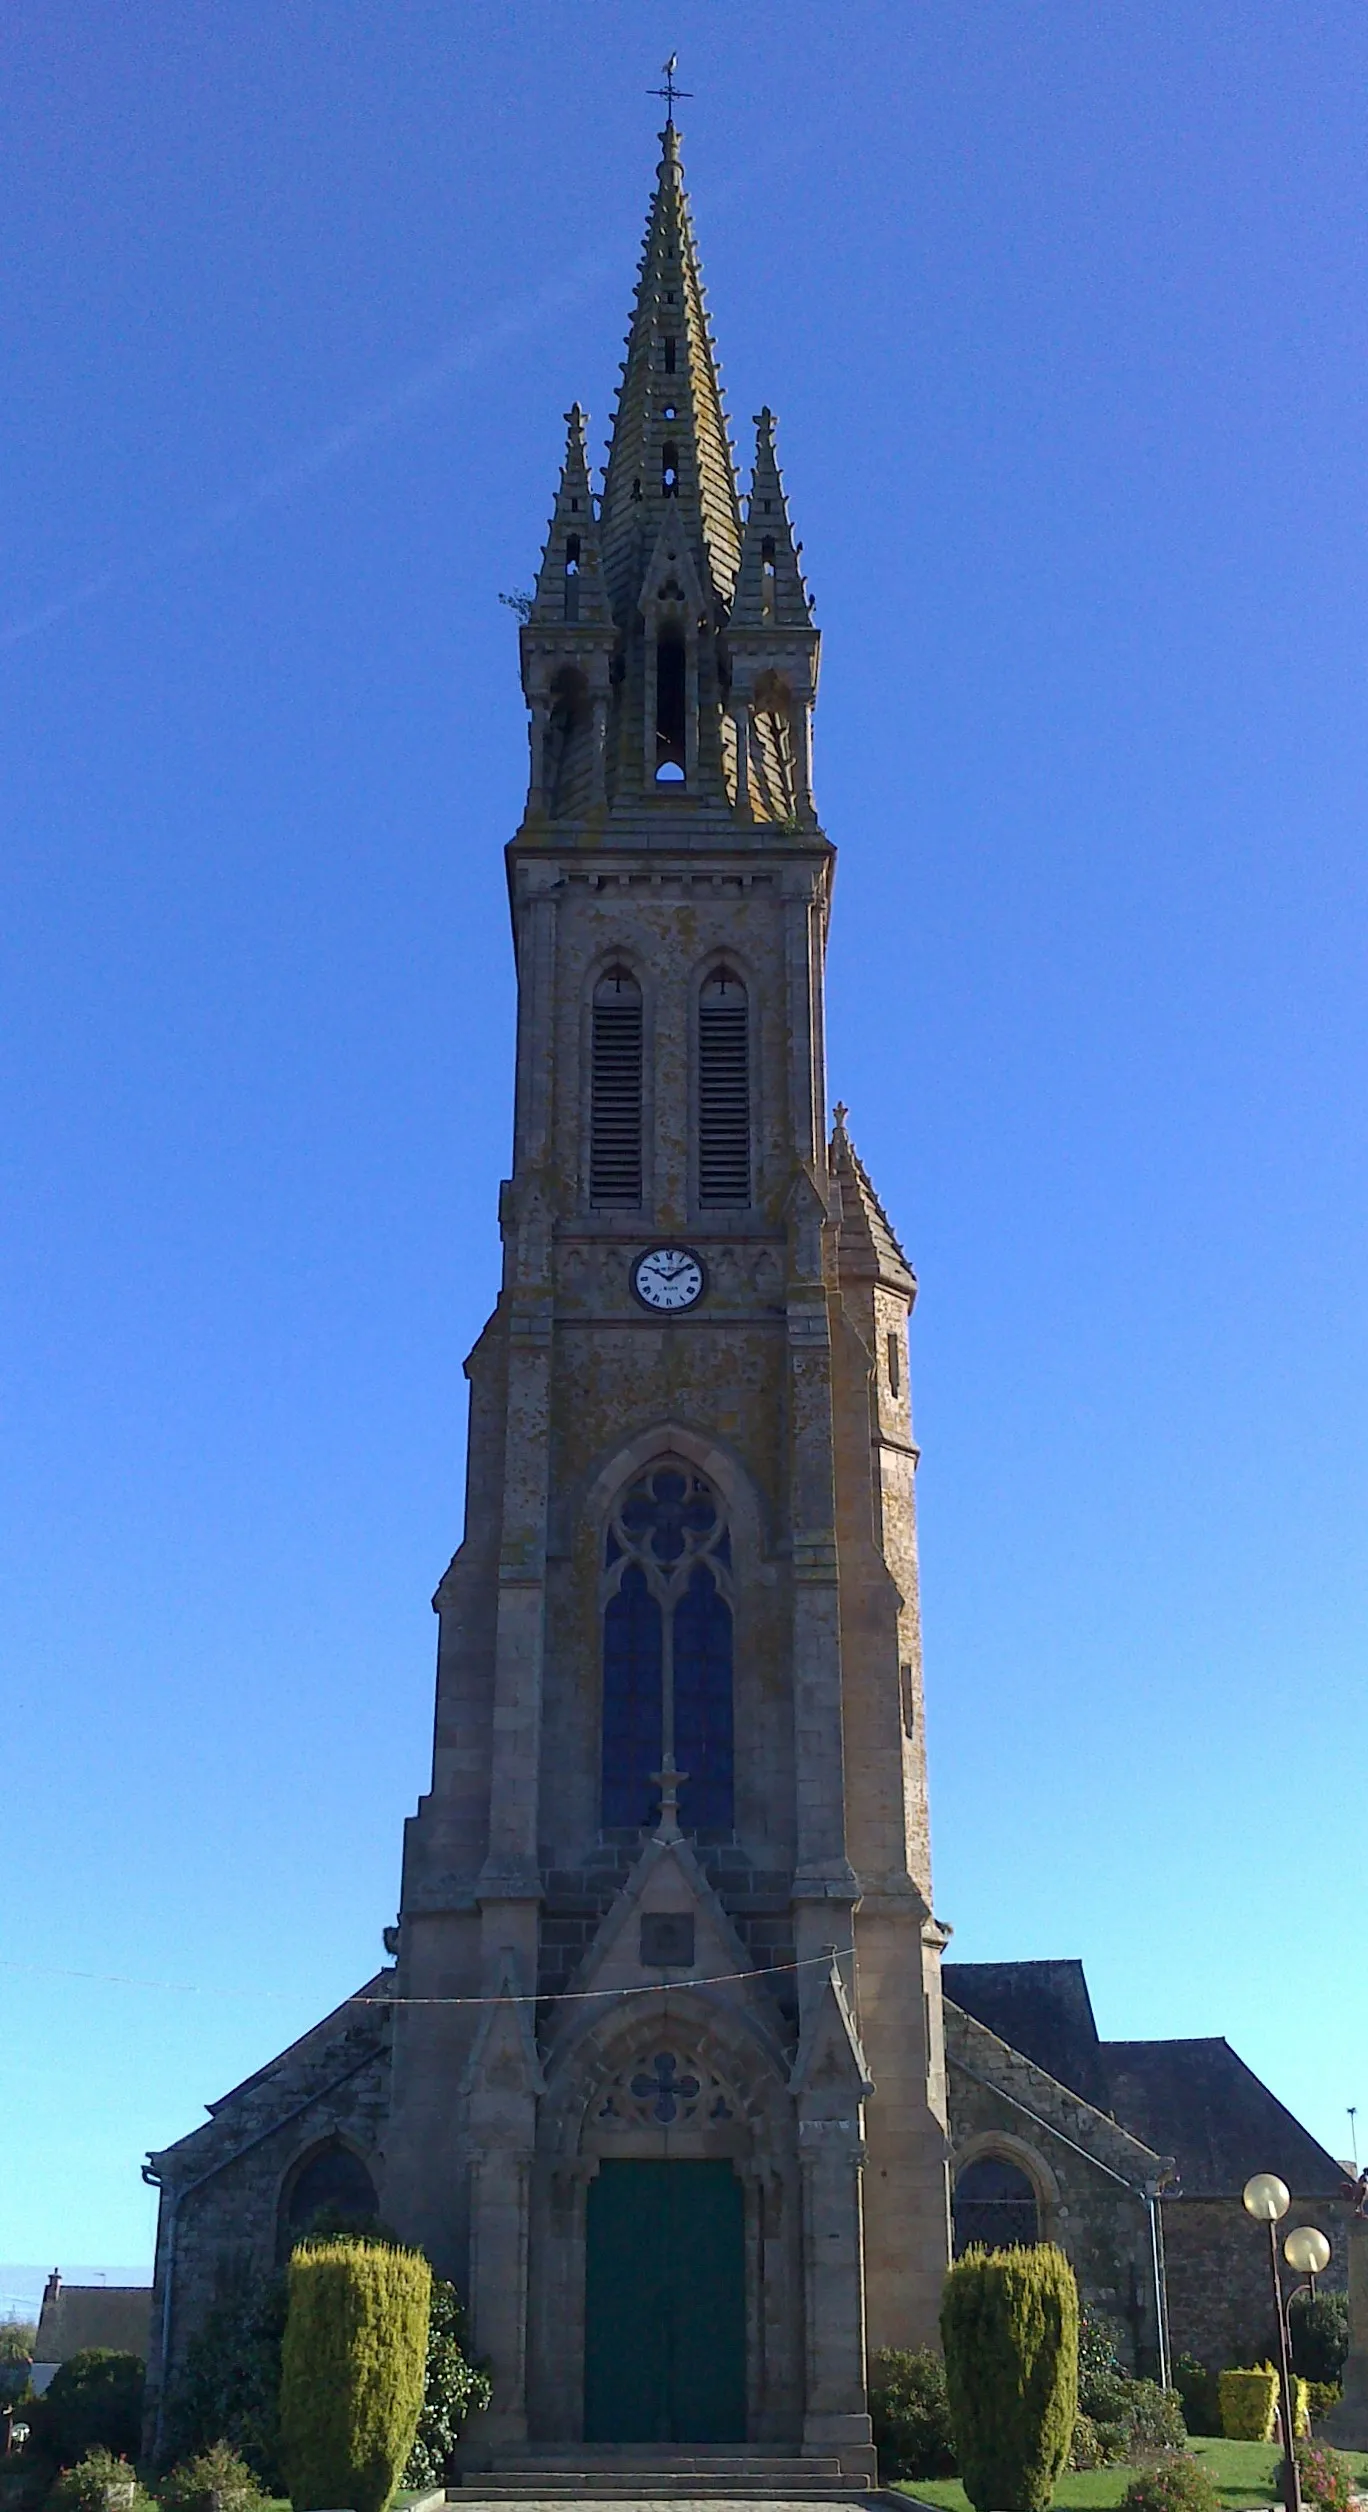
[941,2244,1079,2512]
[279,2240,431,2512]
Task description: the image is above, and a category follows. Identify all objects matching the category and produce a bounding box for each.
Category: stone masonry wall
[1161,2195,1352,2372]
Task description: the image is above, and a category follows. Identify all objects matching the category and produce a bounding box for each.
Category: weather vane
[649,53,691,125]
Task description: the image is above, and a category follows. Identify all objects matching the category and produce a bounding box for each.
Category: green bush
[1070,2413,1106,2470]
[36,2355,146,2468]
[1077,2311,1124,2410]
[48,2450,154,2512]
[1118,2457,1220,2512]
[401,2278,491,2487]
[941,2245,1079,2512]
[1279,2440,1354,2512]
[160,2269,287,2485]
[279,2241,430,2512]
[0,2325,36,2367]
[1306,2380,1342,2425]
[1290,2294,1350,2389]
[1173,2354,1222,2439]
[155,2440,266,2512]
[868,2348,956,2481]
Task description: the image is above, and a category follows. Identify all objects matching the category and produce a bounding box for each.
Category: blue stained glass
[602,1565,663,1827]
[673,1563,734,1831]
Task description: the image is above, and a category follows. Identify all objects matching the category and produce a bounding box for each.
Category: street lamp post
[1243,2177,1332,2512]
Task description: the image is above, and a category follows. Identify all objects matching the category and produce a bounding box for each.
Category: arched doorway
[531,1995,801,2447]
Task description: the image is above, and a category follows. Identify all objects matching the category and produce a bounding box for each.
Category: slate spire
[599,125,742,627]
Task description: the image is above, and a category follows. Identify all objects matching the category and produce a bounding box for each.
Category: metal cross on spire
[648,52,692,125]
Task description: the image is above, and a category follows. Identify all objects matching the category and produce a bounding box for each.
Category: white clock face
[633,1246,705,1313]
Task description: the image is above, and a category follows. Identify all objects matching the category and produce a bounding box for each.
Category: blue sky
[3,1,1365,2269]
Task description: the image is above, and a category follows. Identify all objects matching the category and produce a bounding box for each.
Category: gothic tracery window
[601,1463,734,1833]
[952,2155,1040,2254]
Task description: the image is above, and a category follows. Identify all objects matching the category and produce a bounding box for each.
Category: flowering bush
[1278,2440,1354,2512]
[48,2450,154,2512]
[156,2441,265,2512]
[1118,2456,1220,2512]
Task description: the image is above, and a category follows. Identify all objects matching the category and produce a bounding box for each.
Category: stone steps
[454,2450,872,2499]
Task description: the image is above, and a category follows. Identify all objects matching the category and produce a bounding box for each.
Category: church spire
[599,125,742,627]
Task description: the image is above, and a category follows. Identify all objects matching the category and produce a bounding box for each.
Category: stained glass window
[952,2156,1039,2254]
[673,1563,734,1831]
[601,1462,734,1834]
[602,1565,663,1828]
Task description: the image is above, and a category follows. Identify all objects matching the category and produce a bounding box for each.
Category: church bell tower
[383,124,951,2473]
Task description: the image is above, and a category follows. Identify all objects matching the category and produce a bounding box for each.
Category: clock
[632,1245,705,1313]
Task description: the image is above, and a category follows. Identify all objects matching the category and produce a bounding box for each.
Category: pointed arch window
[698,968,750,1206]
[564,533,580,622]
[655,628,687,782]
[279,2139,378,2257]
[601,1463,733,1832]
[590,966,643,1207]
[952,2157,1040,2256]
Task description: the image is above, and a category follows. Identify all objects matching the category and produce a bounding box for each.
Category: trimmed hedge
[1219,2364,1309,2441]
[279,2240,430,2512]
[941,2246,1079,2512]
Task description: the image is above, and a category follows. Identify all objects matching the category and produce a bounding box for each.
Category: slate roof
[1101,2038,1346,2200]
[943,1959,1113,2114]
[829,1114,915,1293]
[944,1957,1343,2203]
[34,2282,151,2364]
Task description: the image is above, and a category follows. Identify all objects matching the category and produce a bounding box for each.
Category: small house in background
[30,2272,150,2395]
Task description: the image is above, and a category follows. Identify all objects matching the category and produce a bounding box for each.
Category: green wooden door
[584,2159,746,2443]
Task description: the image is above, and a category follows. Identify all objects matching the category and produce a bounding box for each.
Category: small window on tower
[698,968,750,1206]
[662,442,679,498]
[761,535,777,623]
[564,534,581,621]
[655,629,686,782]
[663,337,677,373]
[886,1328,902,1397]
[590,966,643,1208]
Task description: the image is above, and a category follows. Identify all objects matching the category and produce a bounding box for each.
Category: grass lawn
[894,2436,1368,2512]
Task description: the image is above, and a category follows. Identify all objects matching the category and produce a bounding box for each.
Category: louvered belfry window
[698,968,750,1206]
[590,965,643,1207]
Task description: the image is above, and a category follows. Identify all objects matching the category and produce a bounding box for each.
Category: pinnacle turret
[731,409,814,630]
[528,405,610,628]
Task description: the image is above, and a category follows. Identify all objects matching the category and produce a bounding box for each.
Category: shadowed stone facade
[142,126,1351,2470]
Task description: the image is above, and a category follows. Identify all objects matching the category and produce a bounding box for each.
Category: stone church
[143,129,1350,2479]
